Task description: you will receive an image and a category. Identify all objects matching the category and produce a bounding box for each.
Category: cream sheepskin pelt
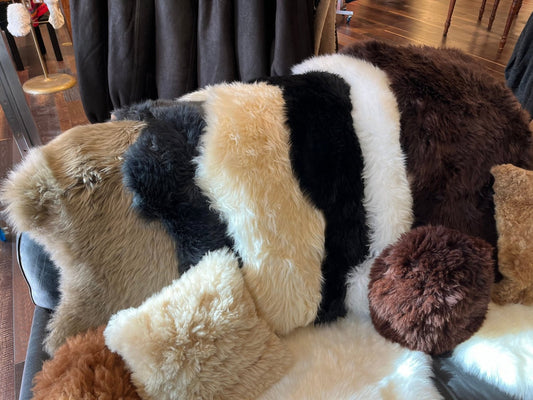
[105,247,441,400]
[7,3,31,37]
[0,121,180,355]
[451,302,533,399]
[259,316,442,400]
[194,82,326,335]
[104,248,292,400]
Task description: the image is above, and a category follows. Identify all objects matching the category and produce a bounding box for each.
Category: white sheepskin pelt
[104,248,292,400]
[451,302,533,399]
[259,315,441,400]
[7,3,31,37]
[293,55,413,319]
[43,0,64,29]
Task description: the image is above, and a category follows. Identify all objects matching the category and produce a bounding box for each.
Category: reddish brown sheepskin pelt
[32,326,141,400]
[368,225,494,355]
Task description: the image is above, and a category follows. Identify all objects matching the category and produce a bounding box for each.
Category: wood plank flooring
[0,2,532,400]
[337,0,533,80]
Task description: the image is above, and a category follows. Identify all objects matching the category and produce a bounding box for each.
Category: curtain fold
[70,0,316,123]
[154,0,198,99]
[70,0,112,123]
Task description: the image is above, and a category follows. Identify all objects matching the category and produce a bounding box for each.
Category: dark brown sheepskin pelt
[368,225,495,355]
[342,40,533,250]
[32,326,141,400]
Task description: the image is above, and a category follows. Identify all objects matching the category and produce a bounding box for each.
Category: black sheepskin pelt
[342,41,533,250]
[262,72,368,323]
[111,99,185,121]
[119,100,233,274]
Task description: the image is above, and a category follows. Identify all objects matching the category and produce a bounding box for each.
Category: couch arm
[18,307,52,400]
[16,233,60,400]
[16,233,60,311]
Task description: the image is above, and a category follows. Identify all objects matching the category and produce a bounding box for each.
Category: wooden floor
[0,1,531,399]
[337,0,533,80]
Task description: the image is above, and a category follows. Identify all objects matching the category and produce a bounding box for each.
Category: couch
[16,231,520,400]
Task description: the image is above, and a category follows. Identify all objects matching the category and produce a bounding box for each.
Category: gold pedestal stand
[22,21,76,95]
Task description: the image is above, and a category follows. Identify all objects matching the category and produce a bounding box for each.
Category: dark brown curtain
[70,0,315,123]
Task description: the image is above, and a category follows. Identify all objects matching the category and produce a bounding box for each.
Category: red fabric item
[28,1,48,27]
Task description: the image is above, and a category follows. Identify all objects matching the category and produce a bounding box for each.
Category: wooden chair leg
[45,23,63,62]
[498,0,523,52]
[487,0,501,30]
[478,0,487,21]
[4,29,24,71]
[443,0,456,36]
[33,26,47,56]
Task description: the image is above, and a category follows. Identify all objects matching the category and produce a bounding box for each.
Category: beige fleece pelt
[491,164,533,305]
[0,121,180,355]
[105,248,292,400]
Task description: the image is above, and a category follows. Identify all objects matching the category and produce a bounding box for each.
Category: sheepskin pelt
[450,302,533,399]
[259,316,442,400]
[491,164,533,305]
[105,248,292,400]
[2,41,533,400]
[118,100,234,273]
[259,72,368,323]
[295,40,533,253]
[194,81,327,334]
[369,225,494,355]
[105,248,441,400]
[126,71,412,327]
[125,73,371,325]
[32,326,141,400]
[110,98,184,121]
[0,121,180,355]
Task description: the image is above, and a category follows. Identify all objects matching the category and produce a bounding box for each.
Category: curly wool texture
[491,164,533,305]
[369,225,494,355]
[32,326,141,400]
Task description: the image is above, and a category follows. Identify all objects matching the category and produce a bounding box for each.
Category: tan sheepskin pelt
[195,82,326,335]
[0,121,180,355]
[32,326,141,400]
[104,248,292,400]
[491,164,533,305]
